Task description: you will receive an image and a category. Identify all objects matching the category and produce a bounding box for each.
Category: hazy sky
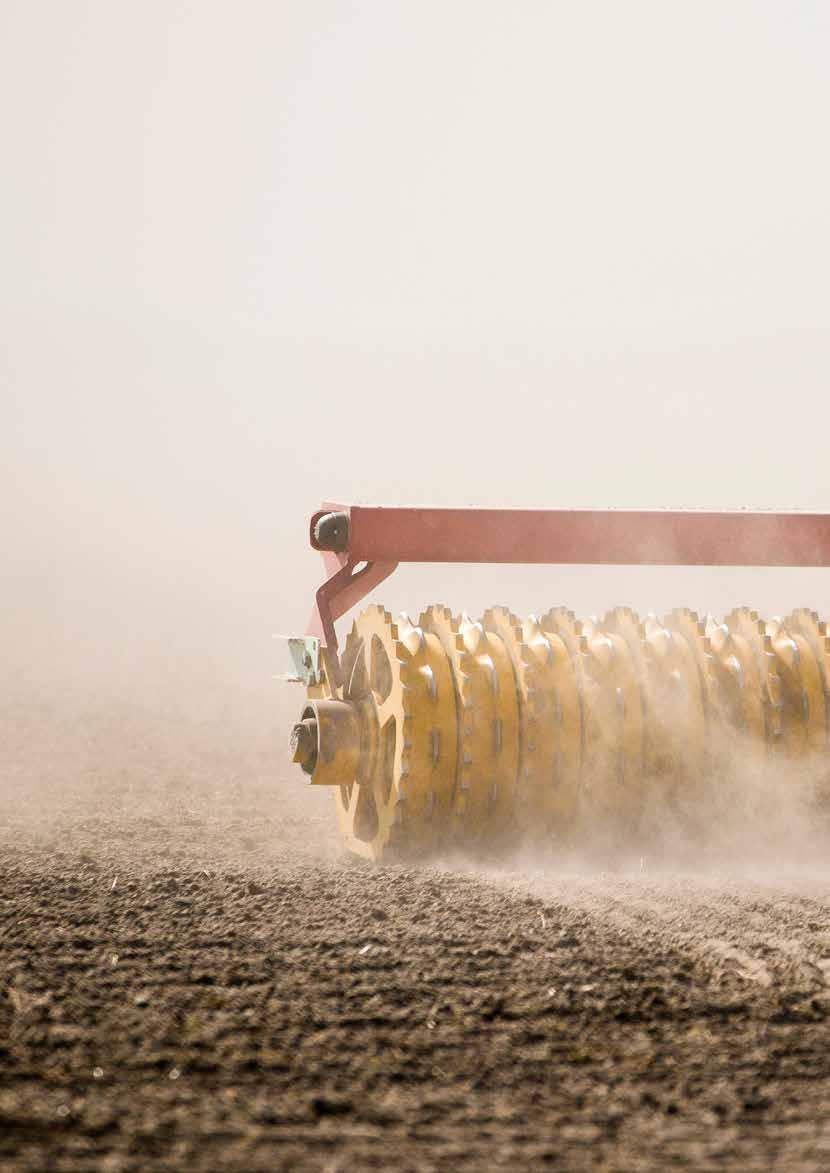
[3,2,830,701]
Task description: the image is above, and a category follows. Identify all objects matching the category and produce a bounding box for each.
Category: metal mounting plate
[276,635,321,686]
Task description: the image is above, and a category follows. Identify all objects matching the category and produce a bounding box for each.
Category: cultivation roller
[284,505,830,860]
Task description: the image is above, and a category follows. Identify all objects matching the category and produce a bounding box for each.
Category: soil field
[4,714,830,1170]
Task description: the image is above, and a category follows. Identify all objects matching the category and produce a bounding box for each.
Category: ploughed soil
[4,704,830,1170]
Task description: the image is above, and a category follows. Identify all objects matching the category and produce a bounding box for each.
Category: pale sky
[2,2,829,704]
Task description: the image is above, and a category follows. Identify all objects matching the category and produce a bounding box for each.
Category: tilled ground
[4,764,830,1170]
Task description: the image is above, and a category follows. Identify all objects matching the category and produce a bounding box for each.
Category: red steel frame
[307,503,830,676]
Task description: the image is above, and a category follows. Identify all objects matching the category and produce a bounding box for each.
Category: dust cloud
[437,751,830,886]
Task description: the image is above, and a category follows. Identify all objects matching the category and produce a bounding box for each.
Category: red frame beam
[334,506,830,567]
[307,504,830,674]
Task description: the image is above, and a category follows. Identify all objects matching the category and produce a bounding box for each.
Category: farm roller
[284,505,830,860]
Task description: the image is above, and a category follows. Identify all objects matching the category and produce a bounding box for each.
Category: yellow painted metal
[329,605,458,860]
[663,609,717,721]
[420,606,520,848]
[576,614,645,831]
[766,618,826,756]
[298,698,360,786]
[527,614,582,837]
[708,610,768,748]
[641,613,706,796]
[294,600,830,861]
[786,609,830,753]
[461,614,521,841]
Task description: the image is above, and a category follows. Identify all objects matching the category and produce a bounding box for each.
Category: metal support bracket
[275,635,322,687]
[308,556,397,686]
